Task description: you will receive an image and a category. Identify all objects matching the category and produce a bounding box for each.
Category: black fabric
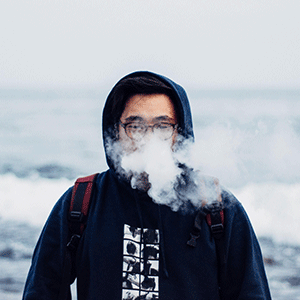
[57,249,72,300]
[23,172,272,299]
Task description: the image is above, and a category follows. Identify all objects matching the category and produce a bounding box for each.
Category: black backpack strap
[187,201,225,253]
[205,201,226,298]
[58,173,98,300]
[205,202,226,264]
[205,178,226,264]
[187,177,225,249]
[187,177,226,297]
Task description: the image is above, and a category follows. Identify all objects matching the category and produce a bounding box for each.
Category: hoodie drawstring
[158,205,169,278]
[133,191,144,234]
[133,191,169,279]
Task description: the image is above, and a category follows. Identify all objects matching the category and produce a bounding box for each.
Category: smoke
[106,135,222,211]
[189,118,300,188]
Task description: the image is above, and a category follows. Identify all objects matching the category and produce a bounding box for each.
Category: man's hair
[105,74,179,139]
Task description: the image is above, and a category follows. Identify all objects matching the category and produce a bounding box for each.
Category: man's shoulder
[221,187,239,205]
[75,169,111,185]
[220,187,246,215]
[220,187,255,228]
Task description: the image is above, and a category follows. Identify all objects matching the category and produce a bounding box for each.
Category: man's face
[119,94,178,152]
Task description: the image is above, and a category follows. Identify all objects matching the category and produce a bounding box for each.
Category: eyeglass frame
[119,121,178,141]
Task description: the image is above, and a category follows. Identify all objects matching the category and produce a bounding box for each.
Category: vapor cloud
[106,135,222,211]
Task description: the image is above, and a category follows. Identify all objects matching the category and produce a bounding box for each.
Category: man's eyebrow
[123,115,176,123]
[123,116,144,123]
[153,116,176,123]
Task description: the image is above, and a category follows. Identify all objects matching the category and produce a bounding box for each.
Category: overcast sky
[0,0,299,89]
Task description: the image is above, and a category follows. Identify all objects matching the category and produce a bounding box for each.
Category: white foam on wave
[232,182,300,245]
[1,173,299,246]
[0,173,73,226]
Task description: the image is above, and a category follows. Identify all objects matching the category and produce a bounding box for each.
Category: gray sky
[0,0,299,89]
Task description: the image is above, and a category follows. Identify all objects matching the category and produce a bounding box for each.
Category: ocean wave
[0,162,78,180]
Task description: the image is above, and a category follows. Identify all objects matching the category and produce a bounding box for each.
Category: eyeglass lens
[125,123,175,141]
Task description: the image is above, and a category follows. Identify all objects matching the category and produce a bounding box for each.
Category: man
[23,71,271,299]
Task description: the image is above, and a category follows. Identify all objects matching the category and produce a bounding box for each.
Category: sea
[1,88,300,299]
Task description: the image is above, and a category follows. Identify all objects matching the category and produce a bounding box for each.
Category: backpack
[58,173,225,299]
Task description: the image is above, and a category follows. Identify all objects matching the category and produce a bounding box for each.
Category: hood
[102,71,194,169]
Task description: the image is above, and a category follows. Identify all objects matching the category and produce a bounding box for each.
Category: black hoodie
[23,71,271,300]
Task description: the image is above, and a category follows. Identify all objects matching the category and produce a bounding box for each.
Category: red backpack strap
[206,208,224,239]
[58,173,98,300]
[204,180,226,297]
[206,202,226,298]
[205,177,224,240]
[69,173,98,236]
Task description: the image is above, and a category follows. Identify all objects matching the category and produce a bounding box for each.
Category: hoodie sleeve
[219,195,272,300]
[22,187,74,300]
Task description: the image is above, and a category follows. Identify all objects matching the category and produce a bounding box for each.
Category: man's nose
[143,128,152,140]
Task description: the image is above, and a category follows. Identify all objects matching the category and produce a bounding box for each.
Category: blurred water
[0,91,106,178]
[1,89,300,299]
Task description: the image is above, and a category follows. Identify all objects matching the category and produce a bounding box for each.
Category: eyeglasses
[120,122,178,141]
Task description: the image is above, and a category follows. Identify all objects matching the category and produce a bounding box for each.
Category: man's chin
[132,172,151,192]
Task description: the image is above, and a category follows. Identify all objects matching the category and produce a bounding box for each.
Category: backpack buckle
[210,223,224,235]
[69,211,84,223]
[66,234,81,251]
